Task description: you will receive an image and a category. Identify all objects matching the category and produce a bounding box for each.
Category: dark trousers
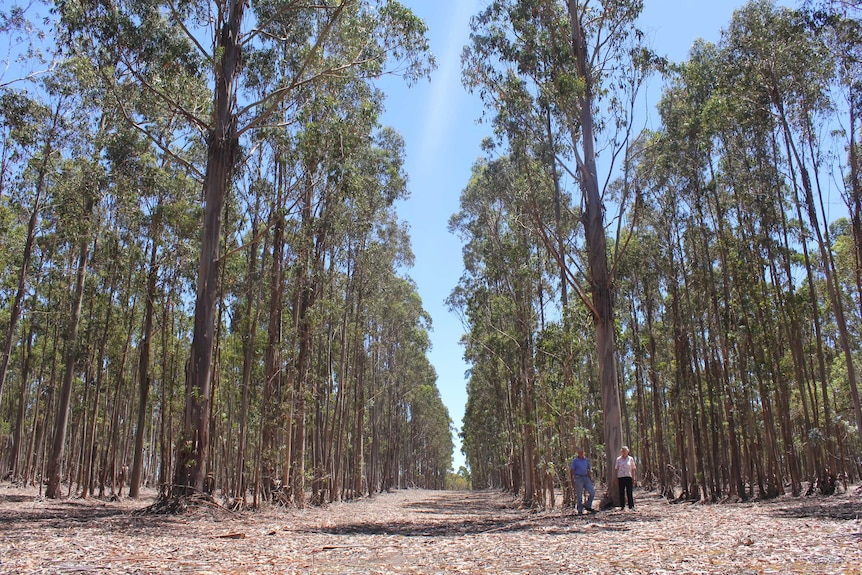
[618,476,634,509]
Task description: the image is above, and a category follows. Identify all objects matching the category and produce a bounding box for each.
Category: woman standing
[615,446,637,510]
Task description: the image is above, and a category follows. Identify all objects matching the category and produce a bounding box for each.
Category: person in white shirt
[614,445,637,510]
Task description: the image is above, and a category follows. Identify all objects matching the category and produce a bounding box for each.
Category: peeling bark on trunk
[567,0,623,506]
[173,0,244,497]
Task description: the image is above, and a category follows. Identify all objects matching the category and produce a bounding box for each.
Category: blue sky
[379,0,785,471]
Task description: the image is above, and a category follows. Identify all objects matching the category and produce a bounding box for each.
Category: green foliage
[454,0,862,501]
[446,466,471,490]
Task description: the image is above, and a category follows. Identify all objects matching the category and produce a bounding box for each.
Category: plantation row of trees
[454,0,862,506]
[0,0,454,506]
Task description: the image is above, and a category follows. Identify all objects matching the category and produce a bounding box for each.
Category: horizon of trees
[454,0,862,507]
[1,0,861,512]
[0,0,454,506]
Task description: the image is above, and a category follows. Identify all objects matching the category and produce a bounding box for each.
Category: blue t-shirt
[570,455,590,476]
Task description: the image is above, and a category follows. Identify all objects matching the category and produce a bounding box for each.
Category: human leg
[619,477,634,509]
[584,477,595,510]
[617,478,625,509]
[574,475,585,513]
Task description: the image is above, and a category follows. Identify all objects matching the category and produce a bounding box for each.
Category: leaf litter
[0,483,860,574]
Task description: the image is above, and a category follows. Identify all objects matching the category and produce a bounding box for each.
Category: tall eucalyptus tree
[722,1,860,483]
[450,156,548,505]
[58,0,434,497]
[43,59,110,499]
[462,0,657,502]
[0,93,60,411]
[809,0,862,442]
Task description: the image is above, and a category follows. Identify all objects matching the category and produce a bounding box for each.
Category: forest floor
[0,482,860,575]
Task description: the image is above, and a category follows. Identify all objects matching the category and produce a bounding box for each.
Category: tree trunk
[130,237,159,498]
[796,103,862,444]
[234,203,263,504]
[567,0,623,504]
[644,294,669,497]
[173,0,244,497]
[33,325,59,490]
[46,231,93,499]
[158,287,173,496]
[261,166,286,500]
[23,327,47,486]
[0,117,55,407]
[80,267,116,498]
[9,325,35,480]
[629,300,652,490]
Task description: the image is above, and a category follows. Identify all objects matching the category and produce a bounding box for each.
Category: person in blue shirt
[569,447,596,515]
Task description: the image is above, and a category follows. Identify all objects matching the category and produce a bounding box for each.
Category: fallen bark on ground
[0,483,859,574]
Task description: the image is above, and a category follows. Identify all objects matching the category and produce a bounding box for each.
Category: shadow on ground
[403,491,518,516]
[768,498,862,521]
[311,494,657,538]
[0,493,191,539]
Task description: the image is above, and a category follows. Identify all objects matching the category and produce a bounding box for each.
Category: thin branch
[236,0,353,138]
[116,53,212,134]
[166,0,213,62]
[520,163,597,319]
[245,0,317,45]
[100,67,206,181]
[0,61,58,89]
[116,108,205,181]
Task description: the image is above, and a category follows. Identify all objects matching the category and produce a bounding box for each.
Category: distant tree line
[0,0,454,506]
[455,0,862,506]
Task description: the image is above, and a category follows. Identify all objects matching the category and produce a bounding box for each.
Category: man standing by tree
[569,447,595,515]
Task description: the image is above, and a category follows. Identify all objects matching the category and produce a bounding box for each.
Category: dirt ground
[0,483,860,575]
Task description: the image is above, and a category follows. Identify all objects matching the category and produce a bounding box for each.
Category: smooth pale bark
[567,0,624,504]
